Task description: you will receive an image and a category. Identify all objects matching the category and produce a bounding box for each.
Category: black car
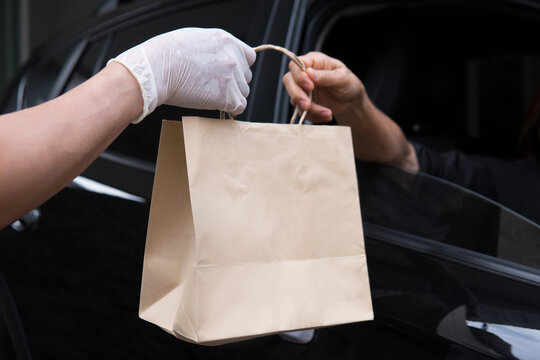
[1,0,540,359]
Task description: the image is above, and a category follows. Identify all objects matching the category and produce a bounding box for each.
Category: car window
[64,36,110,93]
[0,38,95,113]
[105,1,263,60]
[357,162,540,270]
[1,77,18,113]
[21,45,77,108]
[315,4,540,158]
[303,2,540,272]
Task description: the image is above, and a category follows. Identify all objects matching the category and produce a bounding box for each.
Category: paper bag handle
[220,45,310,125]
[253,44,310,125]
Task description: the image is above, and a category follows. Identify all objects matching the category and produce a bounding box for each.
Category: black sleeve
[412,142,498,201]
[412,143,540,232]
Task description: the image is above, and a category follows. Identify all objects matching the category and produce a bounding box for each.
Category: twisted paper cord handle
[253,44,311,125]
[220,45,311,125]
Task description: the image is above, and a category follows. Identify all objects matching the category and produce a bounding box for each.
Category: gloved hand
[109,28,256,123]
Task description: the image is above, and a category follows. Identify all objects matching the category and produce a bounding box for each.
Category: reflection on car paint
[71,176,146,203]
[468,320,540,360]
[10,208,41,232]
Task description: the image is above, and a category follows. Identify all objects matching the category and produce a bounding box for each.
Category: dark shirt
[414,143,540,225]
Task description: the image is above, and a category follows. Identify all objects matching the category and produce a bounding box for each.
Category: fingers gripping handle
[253,45,311,125]
[221,44,310,124]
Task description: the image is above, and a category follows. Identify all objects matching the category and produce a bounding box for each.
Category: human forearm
[0,62,142,228]
[283,51,418,172]
[336,94,418,172]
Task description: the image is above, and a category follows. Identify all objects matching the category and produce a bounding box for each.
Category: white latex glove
[109,28,256,123]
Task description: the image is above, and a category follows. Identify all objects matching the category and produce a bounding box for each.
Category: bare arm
[0,62,141,228]
[283,51,418,171]
[336,92,419,172]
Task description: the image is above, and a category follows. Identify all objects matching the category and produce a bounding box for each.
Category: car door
[295,0,540,358]
[356,163,540,359]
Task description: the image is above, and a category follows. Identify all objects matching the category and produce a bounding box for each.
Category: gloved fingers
[216,42,252,112]
[241,43,257,67]
[230,97,248,116]
[218,28,256,67]
[229,55,251,98]
[225,41,254,89]
[243,62,253,85]
[223,82,248,116]
[237,79,250,99]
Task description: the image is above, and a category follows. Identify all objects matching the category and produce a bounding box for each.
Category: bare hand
[282,52,365,123]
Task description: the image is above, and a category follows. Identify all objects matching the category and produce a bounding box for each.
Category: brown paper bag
[139,116,373,345]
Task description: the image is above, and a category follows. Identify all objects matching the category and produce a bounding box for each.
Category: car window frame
[300,0,540,280]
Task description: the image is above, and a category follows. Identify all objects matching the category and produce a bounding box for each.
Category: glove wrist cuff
[107,58,158,124]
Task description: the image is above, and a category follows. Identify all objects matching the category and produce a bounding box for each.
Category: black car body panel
[1,0,540,358]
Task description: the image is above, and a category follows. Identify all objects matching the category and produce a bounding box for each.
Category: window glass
[1,79,18,113]
[357,162,540,270]
[64,36,109,93]
[22,46,74,108]
[320,6,540,157]
[105,1,265,60]
[2,33,109,113]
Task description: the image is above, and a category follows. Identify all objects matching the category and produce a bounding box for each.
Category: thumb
[307,67,346,88]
